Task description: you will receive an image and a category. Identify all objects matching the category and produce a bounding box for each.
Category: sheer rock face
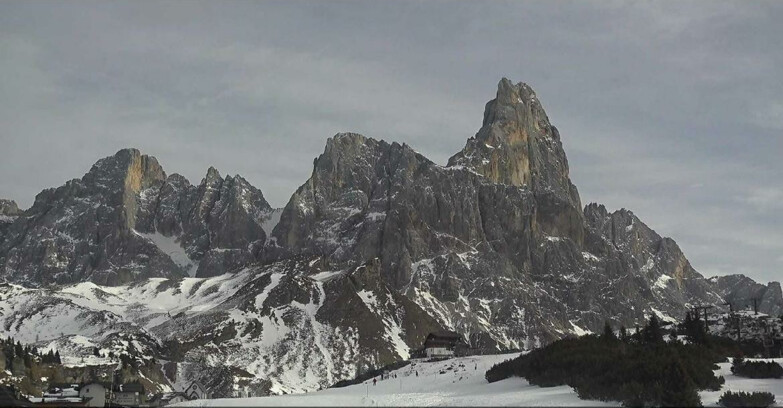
[269,79,724,347]
[448,78,584,245]
[134,166,274,278]
[710,274,783,316]
[0,199,22,240]
[0,199,22,216]
[0,149,274,286]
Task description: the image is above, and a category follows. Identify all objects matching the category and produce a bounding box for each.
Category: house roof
[424,331,466,349]
[47,383,81,390]
[114,383,144,393]
[47,381,111,392]
[426,331,462,340]
[43,384,80,398]
[149,392,189,403]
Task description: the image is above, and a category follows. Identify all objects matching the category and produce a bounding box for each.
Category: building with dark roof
[423,331,467,358]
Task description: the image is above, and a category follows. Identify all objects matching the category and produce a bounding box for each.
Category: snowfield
[173,353,614,407]
[174,355,783,407]
[701,358,783,407]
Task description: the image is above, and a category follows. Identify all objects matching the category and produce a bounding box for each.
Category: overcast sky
[1,1,781,283]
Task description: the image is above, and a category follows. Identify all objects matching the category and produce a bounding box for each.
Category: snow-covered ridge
[0,260,422,397]
[0,268,256,347]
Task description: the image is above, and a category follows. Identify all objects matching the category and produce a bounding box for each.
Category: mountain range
[0,78,779,397]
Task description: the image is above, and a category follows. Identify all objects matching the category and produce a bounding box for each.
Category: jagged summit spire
[448,78,584,242]
[483,78,545,129]
[448,78,565,190]
[204,166,222,183]
[84,148,166,184]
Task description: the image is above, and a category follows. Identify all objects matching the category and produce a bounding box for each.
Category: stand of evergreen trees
[730,355,783,379]
[2,336,61,370]
[718,390,776,408]
[486,315,726,407]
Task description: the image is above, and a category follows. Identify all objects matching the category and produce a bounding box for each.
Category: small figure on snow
[373,378,377,386]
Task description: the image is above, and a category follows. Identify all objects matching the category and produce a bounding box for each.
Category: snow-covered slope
[173,356,783,407]
[701,358,783,407]
[173,353,614,407]
[0,258,443,397]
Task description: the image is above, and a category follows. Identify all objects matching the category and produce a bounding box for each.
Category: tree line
[2,336,61,370]
[486,315,729,407]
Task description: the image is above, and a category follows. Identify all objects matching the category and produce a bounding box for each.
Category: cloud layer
[1,1,781,282]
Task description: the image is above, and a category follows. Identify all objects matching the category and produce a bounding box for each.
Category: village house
[78,382,107,407]
[111,382,144,407]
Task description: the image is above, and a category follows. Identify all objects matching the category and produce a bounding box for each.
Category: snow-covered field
[174,355,783,407]
[701,358,783,407]
[174,353,614,407]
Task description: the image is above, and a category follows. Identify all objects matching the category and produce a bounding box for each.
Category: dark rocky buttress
[0,149,275,286]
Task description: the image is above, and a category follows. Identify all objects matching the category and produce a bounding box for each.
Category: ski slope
[174,353,614,407]
[174,355,783,407]
[701,358,783,407]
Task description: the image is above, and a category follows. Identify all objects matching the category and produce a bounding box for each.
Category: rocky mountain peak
[0,199,22,216]
[0,148,276,285]
[482,78,547,130]
[711,274,783,316]
[80,148,167,230]
[448,79,580,219]
[84,148,166,187]
[205,166,222,183]
[0,199,21,242]
[448,78,584,244]
[584,202,609,221]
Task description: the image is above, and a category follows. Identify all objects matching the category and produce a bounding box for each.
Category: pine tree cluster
[486,316,726,407]
[730,355,783,379]
[718,390,776,408]
[1,336,61,369]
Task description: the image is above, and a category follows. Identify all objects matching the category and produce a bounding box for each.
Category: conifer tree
[601,321,617,342]
[619,325,628,342]
[684,311,707,344]
[731,354,745,374]
[660,359,701,407]
[669,328,678,343]
[643,315,663,344]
